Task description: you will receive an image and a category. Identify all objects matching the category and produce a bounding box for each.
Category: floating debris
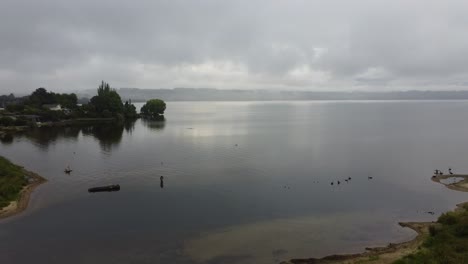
[88,184,121,193]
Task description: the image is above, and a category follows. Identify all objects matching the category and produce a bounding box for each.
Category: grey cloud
[1,0,468,93]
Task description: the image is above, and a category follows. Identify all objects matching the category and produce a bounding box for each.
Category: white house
[42,104,62,111]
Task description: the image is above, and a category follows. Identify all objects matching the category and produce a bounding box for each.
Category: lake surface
[1,101,467,264]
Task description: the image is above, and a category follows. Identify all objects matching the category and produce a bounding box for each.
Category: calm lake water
[1,101,467,264]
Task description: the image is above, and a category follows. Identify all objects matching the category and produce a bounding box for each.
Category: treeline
[0,93,20,107]
[1,81,138,124]
[83,81,138,120]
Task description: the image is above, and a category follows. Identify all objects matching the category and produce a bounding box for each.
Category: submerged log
[88,184,120,193]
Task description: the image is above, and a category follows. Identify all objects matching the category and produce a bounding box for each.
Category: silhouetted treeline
[0,82,138,123]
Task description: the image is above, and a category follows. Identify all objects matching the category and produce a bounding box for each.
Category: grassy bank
[0,156,28,209]
[395,202,468,264]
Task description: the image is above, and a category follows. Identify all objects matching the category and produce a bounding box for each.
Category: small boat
[64,169,72,174]
[88,184,121,193]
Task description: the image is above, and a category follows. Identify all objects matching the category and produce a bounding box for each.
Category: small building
[42,104,62,111]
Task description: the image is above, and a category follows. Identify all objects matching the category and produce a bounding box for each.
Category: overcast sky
[2,0,468,94]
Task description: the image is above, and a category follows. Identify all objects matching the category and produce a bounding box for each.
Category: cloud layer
[1,0,468,93]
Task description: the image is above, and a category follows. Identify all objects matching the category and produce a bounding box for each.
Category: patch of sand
[0,170,46,220]
[280,222,430,264]
[0,201,18,214]
[184,212,416,264]
[431,174,468,193]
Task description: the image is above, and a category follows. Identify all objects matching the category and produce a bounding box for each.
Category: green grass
[0,156,27,209]
[394,206,468,264]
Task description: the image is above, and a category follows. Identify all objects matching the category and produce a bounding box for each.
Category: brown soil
[0,170,46,220]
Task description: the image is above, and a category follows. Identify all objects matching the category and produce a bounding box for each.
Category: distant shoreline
[74,88,468,102]
[281,174,468,264]
[0,169,46,220]
[122,99,468,103]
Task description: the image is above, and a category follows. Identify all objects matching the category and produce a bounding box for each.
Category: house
[42,104,62,111]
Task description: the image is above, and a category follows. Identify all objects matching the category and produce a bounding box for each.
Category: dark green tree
[89,81,124,116]
[28,88,57,107]
[0,117,14,127]
[56,93,78,109]
[123,100,137,119]
[141,99,166,118]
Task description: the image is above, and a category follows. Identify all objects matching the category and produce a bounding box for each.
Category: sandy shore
[280,222,430,264]
[281,174,468,264]
[0,169,46,220]
[431,173,468,192]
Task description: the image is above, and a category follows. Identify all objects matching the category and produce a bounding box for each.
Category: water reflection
[22,126,81,150]
[123,120,136,134]
[4,102,468,264]
[0,133,13,144]
[142,116,166,130]
[82,123,127,152]
[1,120,137,152]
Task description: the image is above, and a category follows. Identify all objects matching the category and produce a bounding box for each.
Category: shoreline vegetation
[0,82,167,140]
[282,173,468,264]
[0,157,46,220]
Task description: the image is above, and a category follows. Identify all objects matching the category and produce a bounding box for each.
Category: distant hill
[77,88,468,102]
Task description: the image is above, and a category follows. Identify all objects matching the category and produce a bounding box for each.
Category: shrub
[140,99,166,117]
[0,116,14,127]
[14,118,28,126]
[429,225,438,236]
[455,216,468,237]
[439,212,458,225]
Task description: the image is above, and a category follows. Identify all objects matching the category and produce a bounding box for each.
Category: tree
[0,117,14,127]
[123,100,137,119]
[56,93,78,109]
[28,88,57,107]
[89,81,124,116]
[141,99,166,118]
